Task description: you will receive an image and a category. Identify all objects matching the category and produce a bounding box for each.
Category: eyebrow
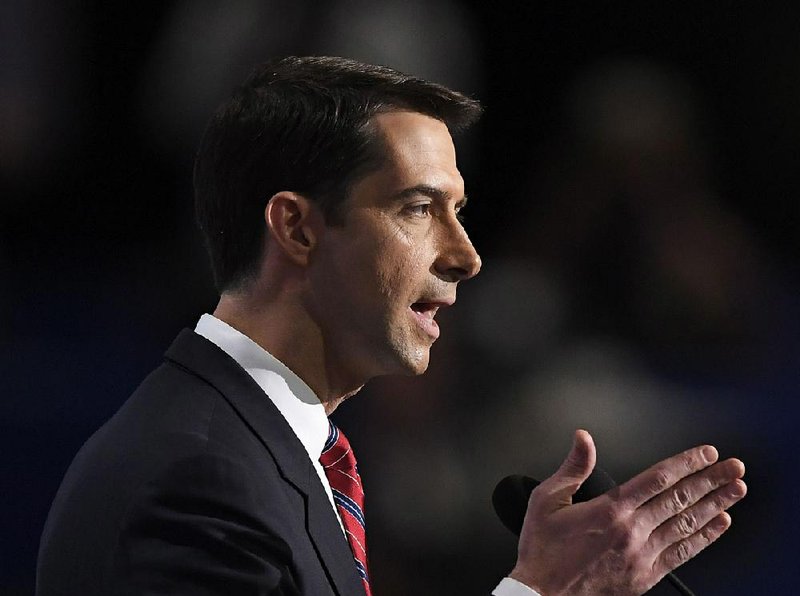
[393,184,469,209]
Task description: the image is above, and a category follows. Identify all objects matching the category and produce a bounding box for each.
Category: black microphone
[492,469,696,596]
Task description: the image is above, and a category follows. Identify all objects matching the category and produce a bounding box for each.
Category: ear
[264,191,322,266]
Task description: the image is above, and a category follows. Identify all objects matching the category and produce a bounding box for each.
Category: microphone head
[492,467,617,536]
[492,475,539,537]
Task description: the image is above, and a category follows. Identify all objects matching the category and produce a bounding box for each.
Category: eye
[455,208,465,223]
[406,203,432,218]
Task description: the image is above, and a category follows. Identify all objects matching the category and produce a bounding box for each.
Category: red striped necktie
[320,421,371,595]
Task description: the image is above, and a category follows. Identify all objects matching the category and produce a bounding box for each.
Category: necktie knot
[320,421,371,595]
[320,422,359,477]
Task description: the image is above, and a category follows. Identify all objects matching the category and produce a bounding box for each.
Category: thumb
[539,429,597,510]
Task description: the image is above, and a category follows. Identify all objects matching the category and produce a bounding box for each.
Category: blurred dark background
[3,2,799,594]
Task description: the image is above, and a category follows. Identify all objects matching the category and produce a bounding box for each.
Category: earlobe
[264,192,319,266]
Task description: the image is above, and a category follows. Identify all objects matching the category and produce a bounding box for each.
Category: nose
[433,220,482,283]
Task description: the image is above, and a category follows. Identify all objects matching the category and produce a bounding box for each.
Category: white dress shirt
[492,577,541,595]
[194,314,343,533]
[195,314,538,596]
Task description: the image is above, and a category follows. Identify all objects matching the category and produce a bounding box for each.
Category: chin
[375,335,431,376]
[374,353,428,378]
[398,346,430,376]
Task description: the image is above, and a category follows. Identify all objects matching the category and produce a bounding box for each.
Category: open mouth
[409,302,441,339]
[410,302,440,319]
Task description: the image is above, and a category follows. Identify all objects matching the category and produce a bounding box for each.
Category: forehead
[369,111,464,195]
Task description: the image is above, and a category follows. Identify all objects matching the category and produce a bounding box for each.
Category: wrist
[509,566,548,595]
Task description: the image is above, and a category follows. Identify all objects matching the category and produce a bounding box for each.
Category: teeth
[411,303,436,319]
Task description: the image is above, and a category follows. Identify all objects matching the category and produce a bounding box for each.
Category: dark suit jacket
[37,329,365,595]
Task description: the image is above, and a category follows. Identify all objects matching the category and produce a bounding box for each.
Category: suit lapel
[165,329,365,596]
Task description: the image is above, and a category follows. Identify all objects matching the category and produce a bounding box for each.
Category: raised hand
[510,430,747,596]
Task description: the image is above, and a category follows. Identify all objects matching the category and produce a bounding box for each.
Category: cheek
[373,233,427,301]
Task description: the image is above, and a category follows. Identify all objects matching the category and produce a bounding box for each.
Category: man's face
[308,111,481,381]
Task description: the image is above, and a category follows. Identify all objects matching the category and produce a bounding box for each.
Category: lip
[409,299,453,340]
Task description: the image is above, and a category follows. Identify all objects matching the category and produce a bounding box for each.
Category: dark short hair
[194,55,482,292]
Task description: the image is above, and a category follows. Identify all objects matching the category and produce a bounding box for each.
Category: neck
[213,290,364,415]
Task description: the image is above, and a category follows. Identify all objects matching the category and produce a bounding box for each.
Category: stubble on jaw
[373,255,434,375]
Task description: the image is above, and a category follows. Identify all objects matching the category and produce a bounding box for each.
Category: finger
[649,478,747,548]
[640,458,745,530]
[533,429,596,511]
[616,445,719,508]
[653,512,732,578]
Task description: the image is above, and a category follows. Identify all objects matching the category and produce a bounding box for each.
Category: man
[37,56,746,595]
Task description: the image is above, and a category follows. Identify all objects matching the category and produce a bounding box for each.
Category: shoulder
[38,347,313,595]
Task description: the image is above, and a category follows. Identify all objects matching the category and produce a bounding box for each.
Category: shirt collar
[194,313,329,461]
